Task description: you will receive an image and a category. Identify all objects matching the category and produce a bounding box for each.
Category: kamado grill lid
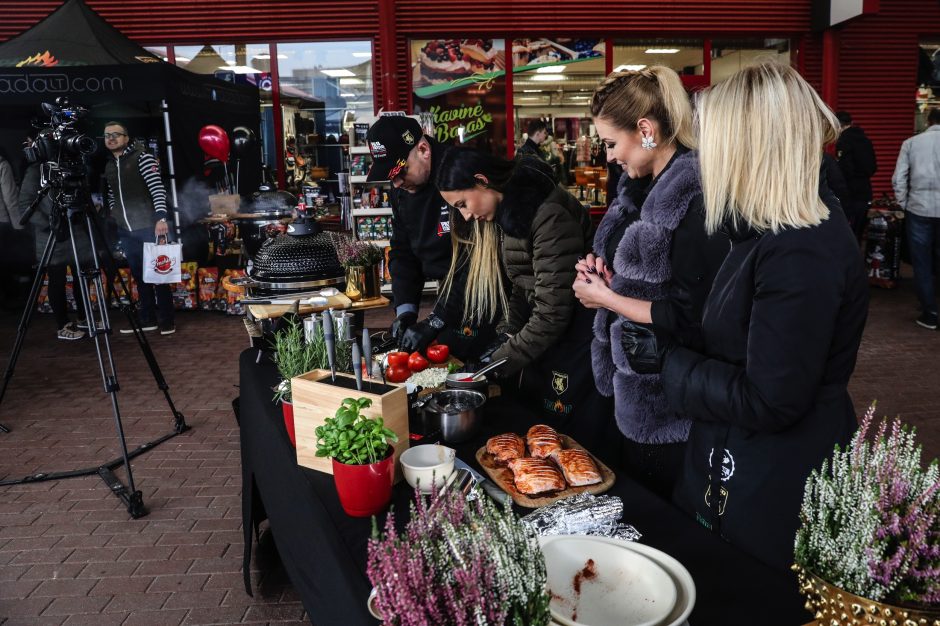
[249,214,344,290]
[248,185,297,217]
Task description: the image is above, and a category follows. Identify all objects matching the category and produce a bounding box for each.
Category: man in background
[836,111,877,240]
[103,121,175,335]
[515,119,549,161]
[892,107,940,330]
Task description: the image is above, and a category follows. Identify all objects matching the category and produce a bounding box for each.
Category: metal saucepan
[419,389,487,444]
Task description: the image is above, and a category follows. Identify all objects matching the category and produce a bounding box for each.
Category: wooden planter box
[291,369,408,482]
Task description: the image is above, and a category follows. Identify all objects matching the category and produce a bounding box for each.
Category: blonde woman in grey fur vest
[573,67,729,498]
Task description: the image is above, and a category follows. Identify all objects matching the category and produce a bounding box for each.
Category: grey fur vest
[591,151,700,444]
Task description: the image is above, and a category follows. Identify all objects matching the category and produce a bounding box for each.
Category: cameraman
[102,121,175,336]
[19,149,93,340]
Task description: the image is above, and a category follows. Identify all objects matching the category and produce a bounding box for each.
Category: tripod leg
[0,227,60,429]
[84,210,188,434]
[69,215,145,517]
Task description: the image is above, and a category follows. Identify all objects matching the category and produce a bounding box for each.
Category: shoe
[916,312,938,330]
[77,319,106,331]
[160,323,176,335]
[120,321,158,334]
[57,322,85,341]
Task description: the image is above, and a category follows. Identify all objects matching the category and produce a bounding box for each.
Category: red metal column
[166,46,176,65]
[605,38,613,76]
[269,42,285,190]
[377,0,399,111]
[505,38,514,158]
[821,29,839,110]
[703,39,712,85]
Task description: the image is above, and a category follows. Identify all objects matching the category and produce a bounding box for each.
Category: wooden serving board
[248,295,390,319]
[475,434,615,508]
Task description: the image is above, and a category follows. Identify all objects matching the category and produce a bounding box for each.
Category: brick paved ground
[0,269,937,625]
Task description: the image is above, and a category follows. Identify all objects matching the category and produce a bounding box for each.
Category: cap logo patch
[369,141,387,158]
[401,130,415,145]
[387,158,407,179]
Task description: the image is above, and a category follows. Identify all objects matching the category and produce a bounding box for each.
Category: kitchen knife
[351,341,362,391]
[322,309,336,381]
[453,457,512,506]
[362,329,372,379]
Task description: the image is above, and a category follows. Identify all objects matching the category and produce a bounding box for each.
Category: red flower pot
[281,401,296,447]
[332,448,395,517]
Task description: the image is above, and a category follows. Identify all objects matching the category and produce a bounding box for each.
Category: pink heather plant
[367,485,550,625]
[795,403,940,606]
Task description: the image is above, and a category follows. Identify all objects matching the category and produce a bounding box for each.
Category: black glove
[619,320,675,374]
[400,319,441,353]
[470,332,512,377]
[390,311,418,344]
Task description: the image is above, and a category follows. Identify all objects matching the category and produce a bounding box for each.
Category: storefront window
[276,41,374,190]
[710,39,790,85]
[511,38,606,184]
[612,40,704,77]
[410,38,507,155]
[173,43,276,175]
[143,46,168,62]
[918,40,940,132]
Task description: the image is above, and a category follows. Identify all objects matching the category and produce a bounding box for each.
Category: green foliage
[314,397,398,465]
[271,315,352,403]
[271,317,317,404]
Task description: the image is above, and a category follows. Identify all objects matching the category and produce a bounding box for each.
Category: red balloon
[198,125,230,163]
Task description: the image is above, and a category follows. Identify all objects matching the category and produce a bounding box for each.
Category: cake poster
[511,38,603,70]
[411,38,506,154]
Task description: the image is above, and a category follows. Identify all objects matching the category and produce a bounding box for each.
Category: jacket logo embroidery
[551,371,569,395]
[437,220,450,237]
[704,483,729,516]
[708,447,736,482]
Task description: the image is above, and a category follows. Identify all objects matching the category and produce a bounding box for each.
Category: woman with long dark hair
[435,148,610,447]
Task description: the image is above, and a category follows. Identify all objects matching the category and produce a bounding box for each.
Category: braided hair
[590,66,696,149]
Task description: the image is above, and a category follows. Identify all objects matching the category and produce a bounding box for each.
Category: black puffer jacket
[490,160,592,375]
[663,196,869,571]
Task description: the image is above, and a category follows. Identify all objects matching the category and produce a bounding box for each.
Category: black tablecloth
[238,348,809,626]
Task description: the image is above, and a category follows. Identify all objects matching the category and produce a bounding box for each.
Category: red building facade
[4,0,939,195]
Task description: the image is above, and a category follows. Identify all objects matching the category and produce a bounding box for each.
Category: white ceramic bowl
[399,444,456,493]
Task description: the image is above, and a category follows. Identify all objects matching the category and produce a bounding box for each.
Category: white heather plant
[794,404,940,606]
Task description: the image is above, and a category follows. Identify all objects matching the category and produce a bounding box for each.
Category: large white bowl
[399,444,456,493]
[539,535,695,626]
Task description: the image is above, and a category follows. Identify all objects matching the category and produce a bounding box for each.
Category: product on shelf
[171,262,198,310]
[197,267,220,310]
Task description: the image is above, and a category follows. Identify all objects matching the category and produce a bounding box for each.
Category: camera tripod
[0,185,189,518]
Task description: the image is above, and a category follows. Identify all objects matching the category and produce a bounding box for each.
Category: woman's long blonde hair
[440,218,508,324]
[590,65,697,150]
[696,62,840,234]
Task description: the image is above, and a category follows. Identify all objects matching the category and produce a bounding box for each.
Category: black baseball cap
[366,115,423,182]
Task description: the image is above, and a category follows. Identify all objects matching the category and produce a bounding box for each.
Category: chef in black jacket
[366,115,494,358]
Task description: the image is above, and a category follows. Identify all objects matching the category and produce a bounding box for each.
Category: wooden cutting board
[475,434,615,508]
[248,294,390,319]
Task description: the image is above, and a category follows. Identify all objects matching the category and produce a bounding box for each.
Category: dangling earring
[641,135,657,151]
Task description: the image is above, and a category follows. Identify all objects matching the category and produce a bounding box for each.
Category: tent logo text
[0,74,124,95]
[16,51,58,67]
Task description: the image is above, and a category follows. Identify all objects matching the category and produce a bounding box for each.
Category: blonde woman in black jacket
[621,63,869,570]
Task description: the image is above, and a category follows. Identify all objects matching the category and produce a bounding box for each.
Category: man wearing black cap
[367,115,491,357]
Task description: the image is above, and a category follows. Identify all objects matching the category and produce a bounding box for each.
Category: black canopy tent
[0,0,262,238]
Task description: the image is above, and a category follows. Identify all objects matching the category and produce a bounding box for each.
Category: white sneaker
[57,322,85,341]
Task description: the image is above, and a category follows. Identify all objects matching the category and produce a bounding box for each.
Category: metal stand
[0,191,189,518]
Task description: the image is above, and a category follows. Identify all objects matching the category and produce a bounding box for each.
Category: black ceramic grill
[247,219,344,294]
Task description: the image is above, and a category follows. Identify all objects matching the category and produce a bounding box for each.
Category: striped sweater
[105,145,167,232]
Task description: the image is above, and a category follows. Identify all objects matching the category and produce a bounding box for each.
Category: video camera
[24,97,96,166]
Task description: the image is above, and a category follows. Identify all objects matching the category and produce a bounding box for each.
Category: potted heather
[335,235,384,301]
[793,404,940,624]
[271,316,318,447]
[367,484,551,625]
[315,397,399,517]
